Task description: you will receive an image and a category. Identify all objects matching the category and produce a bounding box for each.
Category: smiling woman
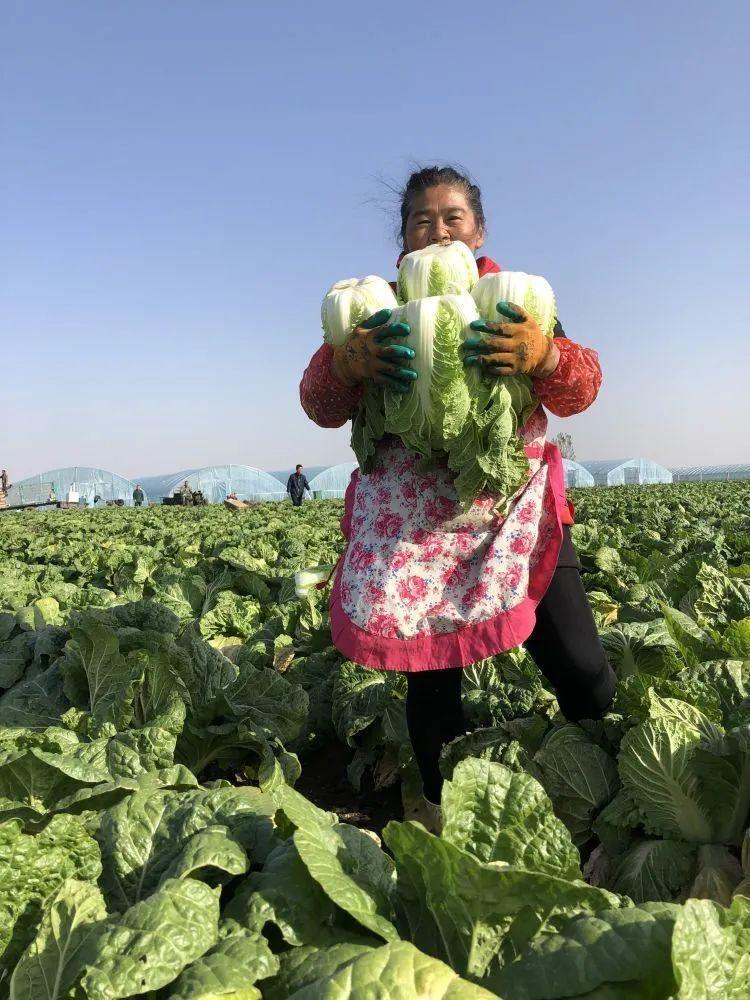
[301,164,616,827]
[398,166,487,253]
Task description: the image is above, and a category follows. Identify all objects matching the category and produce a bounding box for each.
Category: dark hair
[398,165,485,247]
[296,464,303,470]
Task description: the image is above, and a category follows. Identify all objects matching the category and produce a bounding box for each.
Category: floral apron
[329,406,566,671]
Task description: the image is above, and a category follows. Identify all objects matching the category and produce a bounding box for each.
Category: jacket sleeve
[300,344,364,428]
[533,328,602,417]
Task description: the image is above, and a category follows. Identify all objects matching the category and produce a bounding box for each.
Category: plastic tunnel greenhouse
[307,462,358,499]
[563,460,595,488]
[671,464,750,483]
[137,465,287,505]
[583,459,673,487]
[6,467,143,507]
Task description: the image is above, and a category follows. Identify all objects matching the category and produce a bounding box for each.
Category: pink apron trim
[330,443,564,671]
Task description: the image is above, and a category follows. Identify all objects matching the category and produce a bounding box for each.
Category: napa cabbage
[321,249,560,508]
[321,276,398,347]
[472,270,557,334]
[396,240,478,303]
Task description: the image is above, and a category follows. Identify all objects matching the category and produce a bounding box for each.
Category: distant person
[0,469,8,493]
[132,485,145,507]
[180,480,193,506]
[286,464,311,507]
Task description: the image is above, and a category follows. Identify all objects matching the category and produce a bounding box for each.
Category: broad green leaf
[384,820,619,979]
[0,634,34,689]
[722,617,750,658]
[441,759,580,879]
[292,820,398,942]
[160,825,248,883]
[618,699,715,843]
[60,622,138,727]
[672,896,750,998]
[489,903,679,999]
[224,840,343,948]
[611,838,696,903]
[0,748,110,817]
[688,844,743,906]
[166,920,278,999]
[264,943,376,1000]
[601,620,680,678]
[0,815,101,976]
[220,662,308,745]
[285,941,497,999]
[331,661,407,748]
[692,726,750,844]
[0,663,69,731]
[96,783,268,911]
[531,725,619,845]
[661,606,724,664]
[10,879,107,1000]
[81,878,220,999]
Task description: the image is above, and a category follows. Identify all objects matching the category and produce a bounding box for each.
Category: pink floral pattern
[336,407,562,645]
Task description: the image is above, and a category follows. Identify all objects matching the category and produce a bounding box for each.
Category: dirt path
[295,742,403,837]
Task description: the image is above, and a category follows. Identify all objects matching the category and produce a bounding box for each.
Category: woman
[300,166,616,830]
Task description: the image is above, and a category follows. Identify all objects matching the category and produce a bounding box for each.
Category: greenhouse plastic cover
[671,464,750,482]
[563,459,595,488]
[582,458,673,486]
[137,465,287,504]
[6,467,143,507]
[307,462,358,498]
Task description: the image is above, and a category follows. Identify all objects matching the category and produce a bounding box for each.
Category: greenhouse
[563,459,595,489]
[671,464,750,483]
[6,467,143,507]
[137,465,287,505]
[307,462,359,499]
[583,459,673,487]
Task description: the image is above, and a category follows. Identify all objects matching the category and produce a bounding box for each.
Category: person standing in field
[0,470,8,493]
[132,484,145,507]
[300,165,616,831]
[287,465,311,507]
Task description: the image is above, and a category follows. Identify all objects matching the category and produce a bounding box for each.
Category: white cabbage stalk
[397,242,479,304]
[472,271,557,335]
[321,276,398,347]
[294,564,335,599]
[385,293,479,452]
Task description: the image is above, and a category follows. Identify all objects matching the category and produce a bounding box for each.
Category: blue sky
[3,0,748,481]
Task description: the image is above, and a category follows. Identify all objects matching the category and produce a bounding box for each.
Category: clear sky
[2,0,748,482]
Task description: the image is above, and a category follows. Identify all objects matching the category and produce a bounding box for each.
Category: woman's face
[403,184,485,254]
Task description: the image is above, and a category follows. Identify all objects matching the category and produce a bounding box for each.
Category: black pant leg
[405,667,465,803]
[524,567,616,721]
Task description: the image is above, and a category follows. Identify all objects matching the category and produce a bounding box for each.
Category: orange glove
[331,308,418,392]
[463,301,559,378]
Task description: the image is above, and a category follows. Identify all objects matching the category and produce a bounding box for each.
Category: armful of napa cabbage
[300,343,364,428]
[532,319,602,417]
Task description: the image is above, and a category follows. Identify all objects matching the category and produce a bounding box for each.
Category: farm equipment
[162,488,207,507]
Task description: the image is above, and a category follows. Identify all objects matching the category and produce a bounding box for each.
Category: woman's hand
[331,308,418,393]
[463,301,559,378]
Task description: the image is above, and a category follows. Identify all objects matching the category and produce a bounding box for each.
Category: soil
[295,741,403,838]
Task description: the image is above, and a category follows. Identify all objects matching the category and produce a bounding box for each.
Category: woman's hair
[398,165,485,247]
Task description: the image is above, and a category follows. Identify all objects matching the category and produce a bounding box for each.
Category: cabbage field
[0,482,749,998]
